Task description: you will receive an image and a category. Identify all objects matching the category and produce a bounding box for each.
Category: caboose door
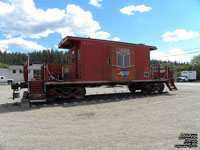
[110,46,135,81]
[69,49,76,79]
[69,47,81,79]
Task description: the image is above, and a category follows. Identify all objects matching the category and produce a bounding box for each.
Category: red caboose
[12,36,177,103]
[59,36,156,82]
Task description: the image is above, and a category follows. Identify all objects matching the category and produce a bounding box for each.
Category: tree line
[0,49,68,67]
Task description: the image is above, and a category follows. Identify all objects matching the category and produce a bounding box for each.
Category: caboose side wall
[81,41,136,82]
[80,40,152,82]
[81,40,106,81]
[65,37,153,83]
[134,46,151,80]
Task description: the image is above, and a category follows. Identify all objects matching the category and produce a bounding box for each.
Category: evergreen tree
[0,49,69,66]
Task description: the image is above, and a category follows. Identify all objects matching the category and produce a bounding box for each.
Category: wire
[157,47,200,57]
[157,50,200,58]
[151,46,200,58]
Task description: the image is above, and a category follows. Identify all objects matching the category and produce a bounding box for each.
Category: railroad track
[30,92,169,108]
[0,92,170,110]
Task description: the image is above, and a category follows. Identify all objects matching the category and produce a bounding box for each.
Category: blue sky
[0,0,200,62]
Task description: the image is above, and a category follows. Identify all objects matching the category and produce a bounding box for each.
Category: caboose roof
[58,36,157,51]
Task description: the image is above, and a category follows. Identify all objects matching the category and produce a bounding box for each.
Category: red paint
[58,36,157,82]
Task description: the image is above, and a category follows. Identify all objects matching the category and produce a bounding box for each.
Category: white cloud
[89,31,110,39]
[120,5,152,15]
[0,38,46,51]
[89,0,102,8]
[0,49,12,54]
[162,29,199,42]
[112,37,120,41]
[0,0,110,40]
[0,0,65,39]
[150,48,189,62]
[0,1,14,14]
[57,4,110,39]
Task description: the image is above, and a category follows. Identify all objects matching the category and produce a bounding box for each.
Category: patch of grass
[12,102,20,106]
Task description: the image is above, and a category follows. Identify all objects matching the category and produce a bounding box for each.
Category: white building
[0,64,42,83]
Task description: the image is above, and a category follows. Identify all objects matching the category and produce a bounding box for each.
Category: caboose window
[117,53,123,67]
[71,50,75,64]
[107,57,111,66]
[33,70,41,80]
[117,53,130,68]
[124,54,130,67]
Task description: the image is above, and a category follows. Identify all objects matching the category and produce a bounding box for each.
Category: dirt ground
[0,83,200,150]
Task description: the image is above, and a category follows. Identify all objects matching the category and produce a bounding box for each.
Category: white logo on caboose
[118,69,129,78]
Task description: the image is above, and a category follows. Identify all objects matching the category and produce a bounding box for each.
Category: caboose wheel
[142,84,152,94]
[74,87,86,99]
[128,85,136,93]
[157,83,165,93]
[46,88,56,101]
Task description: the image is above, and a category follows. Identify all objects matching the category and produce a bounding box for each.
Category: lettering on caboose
[116,47,130,54]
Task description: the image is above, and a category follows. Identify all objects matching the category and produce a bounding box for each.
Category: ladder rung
[30,89,44,91]
[29,94,45,96]
[29,80,44,82]
[30,91,44,94]
[30,99,46,103]
[30,85,44,87]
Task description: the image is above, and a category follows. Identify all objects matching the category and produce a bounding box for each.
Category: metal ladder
[29,81,46,103]
[166,79,177,91]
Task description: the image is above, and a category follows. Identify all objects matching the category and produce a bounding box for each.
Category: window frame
[116,52,130,68]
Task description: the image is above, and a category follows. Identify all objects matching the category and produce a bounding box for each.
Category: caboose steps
[28,81,46,103]
[166,80,177,91]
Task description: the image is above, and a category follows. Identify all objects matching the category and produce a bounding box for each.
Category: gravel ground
[0,83,200,150]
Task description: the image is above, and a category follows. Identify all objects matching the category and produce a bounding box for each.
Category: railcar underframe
[12,73,176,103]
